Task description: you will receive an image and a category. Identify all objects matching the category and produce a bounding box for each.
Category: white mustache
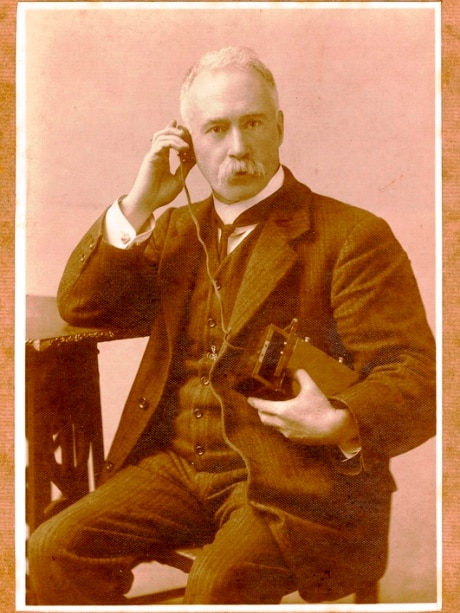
[217,159,266,184]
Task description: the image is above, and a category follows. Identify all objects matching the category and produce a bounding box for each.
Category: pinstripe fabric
[28,451,295,604]
[44,168,436,604]
[184,484,296,604]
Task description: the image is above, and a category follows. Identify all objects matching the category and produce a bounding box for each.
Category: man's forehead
[186,67,275,118]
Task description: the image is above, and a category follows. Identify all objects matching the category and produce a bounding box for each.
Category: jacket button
[193,408,203,419]
[105,461,114,471]
[195,444,205,456]
[200,376,210,386]
[138,397,149,410]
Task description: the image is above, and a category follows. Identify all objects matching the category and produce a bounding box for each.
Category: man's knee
[185,549,236,602]
[28,516,61,568]
[184,544,295,604]
[28,509,79,577]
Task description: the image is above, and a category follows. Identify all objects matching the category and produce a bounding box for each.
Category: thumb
[293,368,313,388]
[293,368,324,396]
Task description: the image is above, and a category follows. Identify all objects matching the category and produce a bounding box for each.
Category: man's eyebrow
[240,113,267,120]
[202,113,268,128]
[239,113,269,123]
[202,118,228,128]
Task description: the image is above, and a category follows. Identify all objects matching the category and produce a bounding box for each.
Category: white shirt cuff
[103,197,155,248]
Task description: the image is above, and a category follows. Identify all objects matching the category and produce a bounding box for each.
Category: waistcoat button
[193,408,203,419]
[195,444,205,456]
[207,318,216,328]
[200,376,209,386]
[138,397,149,410]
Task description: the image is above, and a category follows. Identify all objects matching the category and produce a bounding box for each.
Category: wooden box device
[251,319,359,398]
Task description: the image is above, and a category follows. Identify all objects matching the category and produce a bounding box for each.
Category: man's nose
[227,127,248,158]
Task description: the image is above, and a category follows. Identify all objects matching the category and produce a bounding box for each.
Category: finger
[247,396,280,416]
[256,409,281,429]
[163,123,193,152]
[149,134,190,157]
[150,131,184,146]
[150,122,186,146]
[151,123,192,148]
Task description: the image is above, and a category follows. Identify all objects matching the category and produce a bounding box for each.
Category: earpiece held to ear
[177,125,197,167]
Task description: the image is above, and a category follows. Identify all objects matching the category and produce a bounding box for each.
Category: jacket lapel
[227,174,313,340]
[158,172,313,352]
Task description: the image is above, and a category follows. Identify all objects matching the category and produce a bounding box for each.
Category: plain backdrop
[20,3,438,604]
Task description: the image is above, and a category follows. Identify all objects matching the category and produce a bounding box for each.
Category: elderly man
[28,46,436,605]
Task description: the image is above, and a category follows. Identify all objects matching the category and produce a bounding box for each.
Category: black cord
[179,161,238,345]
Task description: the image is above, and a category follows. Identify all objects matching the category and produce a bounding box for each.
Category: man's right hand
[120,120,195,232]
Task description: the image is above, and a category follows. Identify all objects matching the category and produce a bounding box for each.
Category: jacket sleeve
[57,210,159,329]
[330,215,436,461]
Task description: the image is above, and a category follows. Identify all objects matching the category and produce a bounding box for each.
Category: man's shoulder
[307,189,401,260]
[284,167,385,229]
[311,190,379,224]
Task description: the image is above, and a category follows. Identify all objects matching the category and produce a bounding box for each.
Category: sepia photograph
[16,2,440,610]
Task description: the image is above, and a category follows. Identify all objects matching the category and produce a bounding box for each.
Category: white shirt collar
[213,166,285,226]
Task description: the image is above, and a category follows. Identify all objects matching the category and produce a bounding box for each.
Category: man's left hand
[247,369,359,447]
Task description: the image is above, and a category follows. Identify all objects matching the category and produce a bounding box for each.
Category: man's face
[184,67,284,204]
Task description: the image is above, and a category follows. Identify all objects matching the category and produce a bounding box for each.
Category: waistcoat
[170,210,265,472]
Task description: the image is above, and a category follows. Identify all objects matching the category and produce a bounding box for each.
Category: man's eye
[209,126,223,134]
[247,120,261,128]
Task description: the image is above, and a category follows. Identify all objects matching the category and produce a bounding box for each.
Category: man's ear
[277,110,284,145]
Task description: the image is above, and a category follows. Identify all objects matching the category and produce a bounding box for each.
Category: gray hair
[180,46,279,124]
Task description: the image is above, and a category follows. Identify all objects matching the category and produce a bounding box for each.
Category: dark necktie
[215,195,279,261]
[218,222,239,261]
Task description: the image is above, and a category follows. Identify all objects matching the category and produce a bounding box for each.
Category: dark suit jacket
[57,168,436,601]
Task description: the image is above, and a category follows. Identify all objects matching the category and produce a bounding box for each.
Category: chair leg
[354,581,379,604]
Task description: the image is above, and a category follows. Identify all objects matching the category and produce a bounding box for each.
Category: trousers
[27,450,297,605]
